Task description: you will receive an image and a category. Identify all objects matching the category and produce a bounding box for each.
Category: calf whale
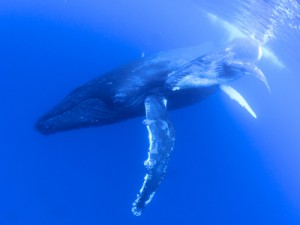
[35,38,268,216]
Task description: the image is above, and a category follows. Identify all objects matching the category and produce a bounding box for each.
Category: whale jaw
[35,97,120,135]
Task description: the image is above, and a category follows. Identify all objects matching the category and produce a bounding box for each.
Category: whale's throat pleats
[132,95,175,216]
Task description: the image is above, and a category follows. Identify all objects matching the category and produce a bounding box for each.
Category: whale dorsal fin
[132,95,175,216]
[220,84,257,119]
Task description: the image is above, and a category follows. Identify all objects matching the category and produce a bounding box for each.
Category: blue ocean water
[1,0,300,224]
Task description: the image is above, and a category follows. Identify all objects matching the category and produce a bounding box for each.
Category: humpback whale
[35,38,269,216]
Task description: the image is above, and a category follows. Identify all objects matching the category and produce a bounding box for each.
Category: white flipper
[220,84,257,119]
[132,95,175,216]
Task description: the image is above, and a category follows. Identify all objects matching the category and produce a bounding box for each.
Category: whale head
[35,84,123,135]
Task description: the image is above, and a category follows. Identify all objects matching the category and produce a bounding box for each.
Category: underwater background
[1,0,300,224]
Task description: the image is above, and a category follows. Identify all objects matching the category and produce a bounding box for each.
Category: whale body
[36,45,218,135]
[35,38,267,216]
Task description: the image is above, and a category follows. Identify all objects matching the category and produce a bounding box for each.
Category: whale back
[35,44,216,135]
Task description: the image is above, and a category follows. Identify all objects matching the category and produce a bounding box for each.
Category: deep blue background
[1,0,300,224]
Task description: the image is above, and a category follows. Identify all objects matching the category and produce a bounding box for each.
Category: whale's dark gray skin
[36,44,216,135]
[35,38,266,216]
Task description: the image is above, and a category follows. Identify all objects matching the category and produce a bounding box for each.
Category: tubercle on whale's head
[35,98,116,135]
[35,83,123,135]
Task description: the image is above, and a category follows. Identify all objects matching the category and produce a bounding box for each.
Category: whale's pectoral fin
[220,84,257,118]
[132,95,175,216]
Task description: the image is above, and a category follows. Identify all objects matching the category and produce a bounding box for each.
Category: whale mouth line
[36,97,89,124]
[35,97,112,135]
